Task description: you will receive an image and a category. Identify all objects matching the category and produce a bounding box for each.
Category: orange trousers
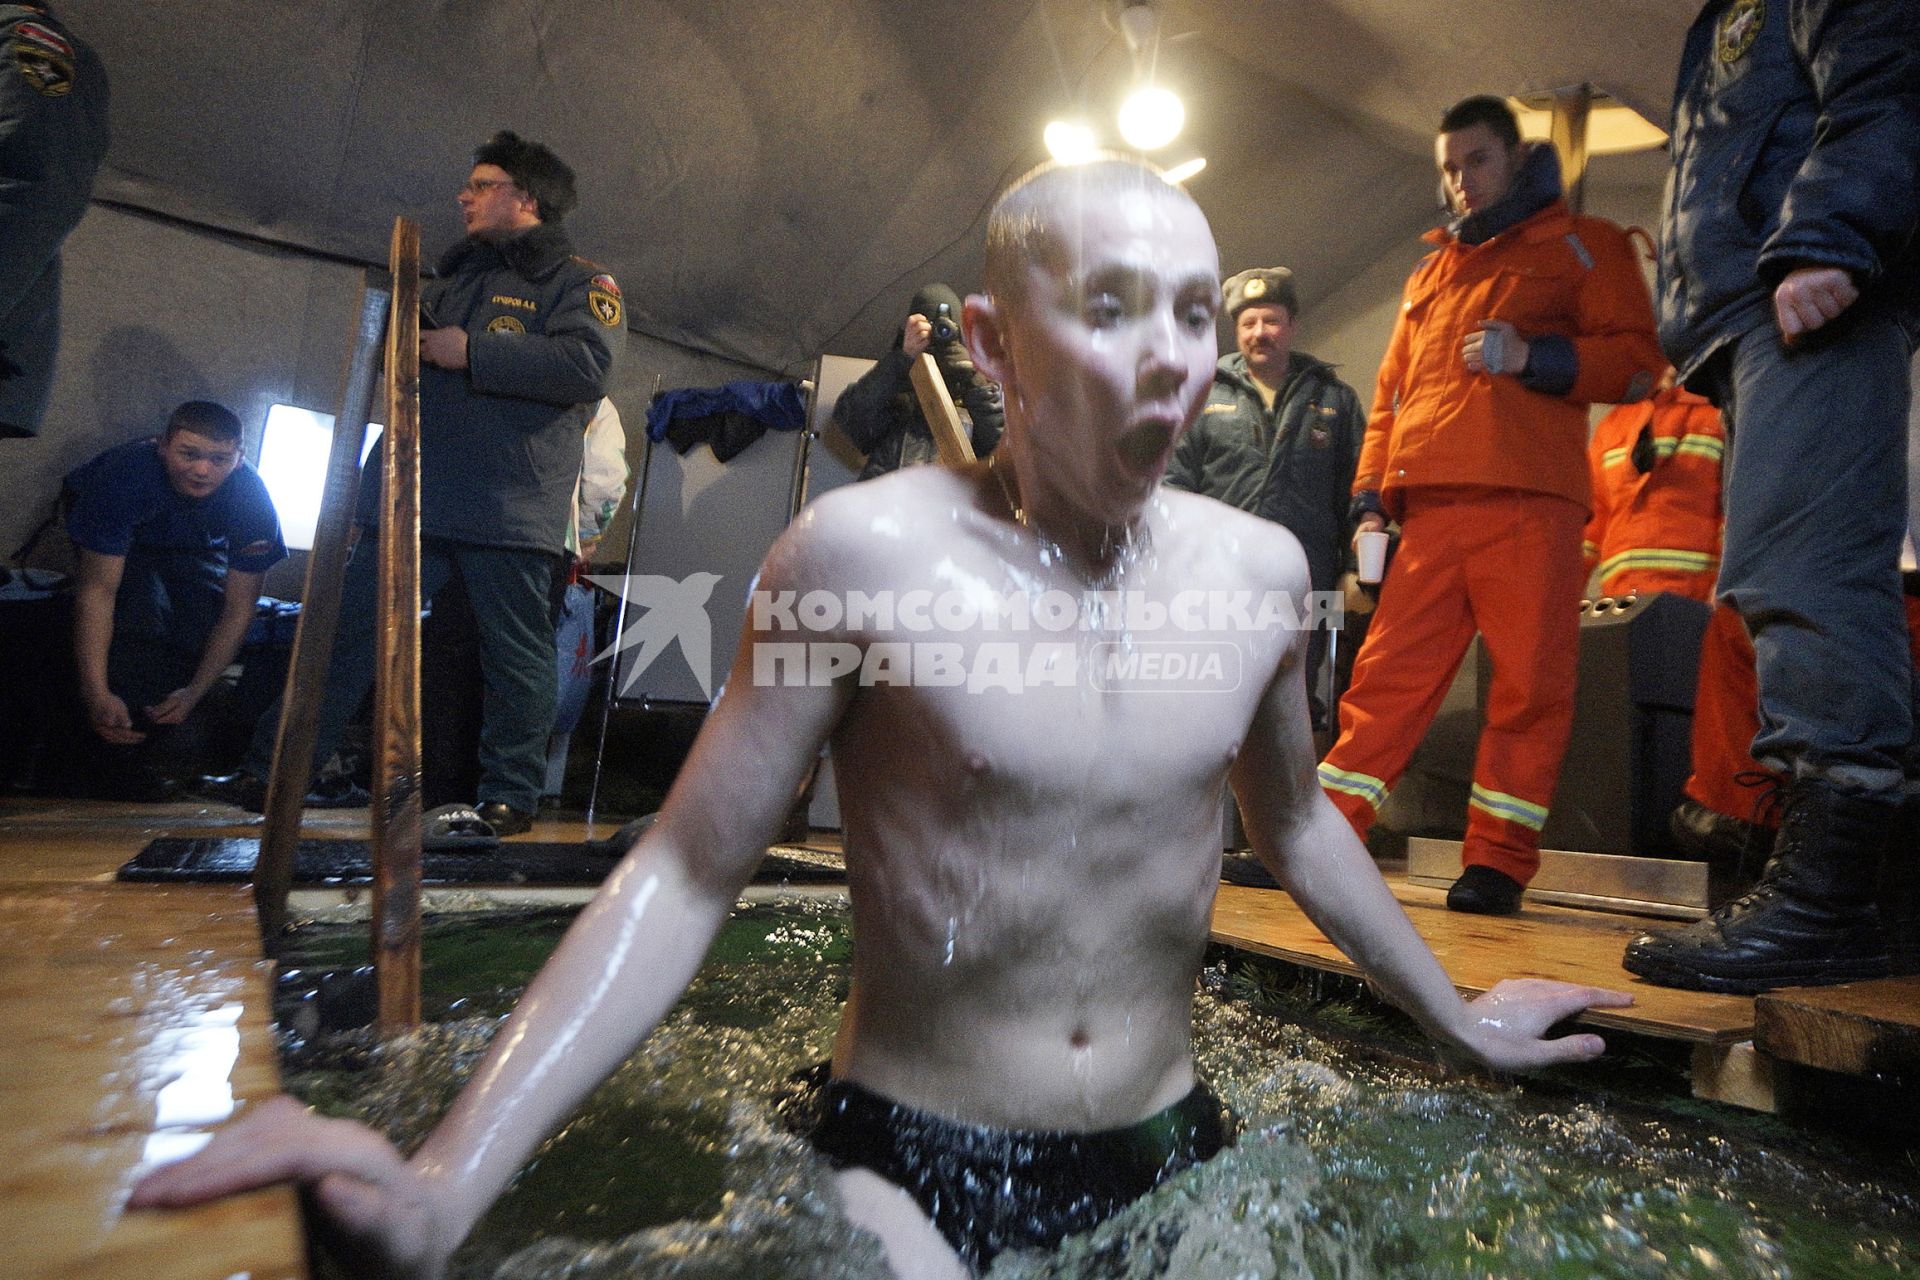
[1318,489,1587,884]
[1687,595,1920,824]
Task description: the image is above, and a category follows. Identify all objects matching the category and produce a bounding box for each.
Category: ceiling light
[1510,88,1667,155]
[1118,85,1184,151]
[1044,119,1100,164]
[1162,156,1206,184]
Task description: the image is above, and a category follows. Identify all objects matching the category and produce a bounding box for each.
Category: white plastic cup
[1355,529,1389,584]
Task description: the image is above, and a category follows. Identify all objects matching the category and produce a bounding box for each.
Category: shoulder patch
[11,20,76,96]
[235,539,278,559]
[590,272,621,299]
[588,287,622,327]
[1717,0,1763,64]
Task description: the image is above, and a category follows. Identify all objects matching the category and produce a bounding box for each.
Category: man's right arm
[72,549,142,744]
[131,517,860,1274]
[1763,0,1920,314]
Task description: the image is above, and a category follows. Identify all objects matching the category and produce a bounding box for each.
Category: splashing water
[278,902,1920,1279]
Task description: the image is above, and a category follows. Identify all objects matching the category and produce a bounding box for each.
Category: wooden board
[0,881,305,1280]
[1211,879,1756,1044]
[1755,975,1920,1082]
[908,352,976,466]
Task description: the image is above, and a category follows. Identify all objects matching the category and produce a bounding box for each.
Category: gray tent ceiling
[78,0,1691,377]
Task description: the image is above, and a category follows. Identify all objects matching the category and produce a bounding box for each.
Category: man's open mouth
[1118,420,1175,472]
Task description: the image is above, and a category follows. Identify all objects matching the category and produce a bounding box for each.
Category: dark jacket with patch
[1164,350,1365,592]
[0,2,109,437]
[1659,0,1920,381]
[360,222,623,553]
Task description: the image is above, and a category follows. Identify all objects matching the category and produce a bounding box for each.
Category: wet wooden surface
[0,802,307,1279]
[1756,974,1920,1082]
[1211,878,1758,1044]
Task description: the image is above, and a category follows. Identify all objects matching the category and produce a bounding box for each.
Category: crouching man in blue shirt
[64,400,285,785]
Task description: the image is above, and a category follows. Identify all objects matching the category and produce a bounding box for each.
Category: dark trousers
[1706,311,1917,797]
[245,538,559,812]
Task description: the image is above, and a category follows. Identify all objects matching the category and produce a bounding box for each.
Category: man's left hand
[1451,978,1634,1071]
[1462,320,1529,376]
[1773,266,1859,343]
[146,687,203,726]
[420,327,470,370]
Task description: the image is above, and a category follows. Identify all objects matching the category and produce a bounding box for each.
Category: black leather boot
[1881,795,1917,977]
[1624,778,1892,993]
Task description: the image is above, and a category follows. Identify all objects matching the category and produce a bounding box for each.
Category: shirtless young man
[131,158,1628,1280]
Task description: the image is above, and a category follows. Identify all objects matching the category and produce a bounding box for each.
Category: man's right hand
[85,689,145,744]
[1773,266,1859,342]
[901,314,933,359]
[128,1096,453,1280]
[1353,513,1387,538]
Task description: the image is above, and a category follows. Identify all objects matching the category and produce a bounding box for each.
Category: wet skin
[130,177,1630,1280]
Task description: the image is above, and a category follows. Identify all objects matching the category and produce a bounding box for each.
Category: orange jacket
[1582,384,1725,600]
[1356,200,1663,518]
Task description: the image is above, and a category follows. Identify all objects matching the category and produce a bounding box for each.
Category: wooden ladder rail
[373,217,424,1033]
[254,268,392,943]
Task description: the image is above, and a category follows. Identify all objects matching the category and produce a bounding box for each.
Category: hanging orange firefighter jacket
[1582,384,1726,600]
[1355,199,1666,517]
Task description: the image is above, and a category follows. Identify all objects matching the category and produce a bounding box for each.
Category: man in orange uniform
[1318,95,1664,915]
[1581,375,1725,600]
[1579,376,1773,878]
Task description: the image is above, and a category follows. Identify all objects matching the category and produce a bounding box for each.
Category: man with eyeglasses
[207,131,623,837]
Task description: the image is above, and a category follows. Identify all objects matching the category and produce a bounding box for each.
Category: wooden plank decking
[1211,879,1758,1042]
[5,796,1918,1276]
[0,802,307,1280]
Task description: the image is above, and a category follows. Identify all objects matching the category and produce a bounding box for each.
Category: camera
[929,301,959,344]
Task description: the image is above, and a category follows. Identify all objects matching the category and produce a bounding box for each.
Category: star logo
[587,572,725,700]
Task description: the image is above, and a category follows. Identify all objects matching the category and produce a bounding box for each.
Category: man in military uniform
[1164,266,1365,724]
[1624,0,1920,991]
[209,131,623,836]
[0,1,109,438]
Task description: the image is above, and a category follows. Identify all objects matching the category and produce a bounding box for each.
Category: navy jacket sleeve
[1763,0,1920,282]
[467,273,622,408]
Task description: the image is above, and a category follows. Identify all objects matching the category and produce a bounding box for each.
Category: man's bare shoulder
[1154,485,1311,595]
[764,465,984,587]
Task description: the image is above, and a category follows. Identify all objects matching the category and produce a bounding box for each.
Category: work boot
[1624,778,1893,993]
[1446,864,1524,915]
[1881,794,1918,976]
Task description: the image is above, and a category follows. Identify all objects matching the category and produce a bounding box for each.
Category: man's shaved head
[983,157,1204,304]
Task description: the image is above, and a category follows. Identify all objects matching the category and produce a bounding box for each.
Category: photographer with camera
[833,282,1002,480]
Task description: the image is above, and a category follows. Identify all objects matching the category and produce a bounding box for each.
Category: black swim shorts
[802,1066,1232,1271]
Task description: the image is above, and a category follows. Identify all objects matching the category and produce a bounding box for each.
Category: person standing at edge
[202,131,623,837]
[1624,0,1920,992]
[1165,266,1366,727]
[0,0,109,439]
[1316,95,1665,916]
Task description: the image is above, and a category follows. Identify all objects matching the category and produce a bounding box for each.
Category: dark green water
[279,902,1920,1278]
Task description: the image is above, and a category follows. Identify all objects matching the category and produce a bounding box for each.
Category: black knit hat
[472,131,578,222]
[1223,267,1298,318]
